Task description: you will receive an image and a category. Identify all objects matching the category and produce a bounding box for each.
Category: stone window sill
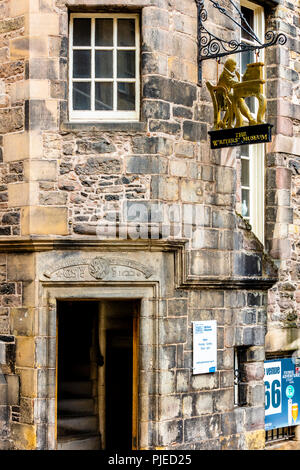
[61,122,147,133]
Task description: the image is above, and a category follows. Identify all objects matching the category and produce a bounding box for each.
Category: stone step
[57,433,101,451]
[59,381,93,398]
[58,415,98,434]
[58,398,95,415]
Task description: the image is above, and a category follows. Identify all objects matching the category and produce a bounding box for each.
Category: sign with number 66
[264,361,282,416]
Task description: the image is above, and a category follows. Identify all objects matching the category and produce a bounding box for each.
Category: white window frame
[239,0,265,244]
[69,13,140,122]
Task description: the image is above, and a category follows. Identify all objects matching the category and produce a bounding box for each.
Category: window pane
[95,19,113,46]
[73,18,91,46]
[241,6,254,42]
[117,51,135,78]
[241,48,254,75]
[241,158,249,186]
[95,50,113,78]
[73,82,91,110]
[117,19,135,46]
[95,82,113,110]
[117,82,135,110]
[241,145,249,158]
[241,189,250,218]
[73,50,91,78]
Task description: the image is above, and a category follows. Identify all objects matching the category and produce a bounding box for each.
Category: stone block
[0,108,23,134]
[142,52,168,76]
[159,317,187,344]
[157,420,183,446]
[15,337,35,368]
[126,155,168,175]
[184,414,220,442]
[158,395,181,420]
[8,182,39,207]
[212,210,236,229]
[190,250,231,277]
[190,290,224,309]
[11,422,36,450]
[132,136,173,156]
[183,121,207,142]
[25,13,59,36]
[149,120,181,134]
[151,176,179,201]
[16,367,37,398]
[244,406,265,432]
[174,142,195,158]
[39,192,68,206]
[233,253,262,277]
[21,206,68,235]
[3,131,43,162]
[6,375,20,406]
[23,160,57,182]
[245,429,265,450]
[10,308,35,337]
[190,373,219,391]
[26,100,58,131]
[142,100,170,120]
[143,76,197,107]
[215,166,236,194]
[7,253,35,282]
[169,160,188,177]
[213,389,234,413]
[176,370,189,393]
[194,392,213,415]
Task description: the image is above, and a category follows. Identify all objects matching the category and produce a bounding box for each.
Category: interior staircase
[57,364,101,450]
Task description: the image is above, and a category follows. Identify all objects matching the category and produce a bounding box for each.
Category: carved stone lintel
[43,256,154,281]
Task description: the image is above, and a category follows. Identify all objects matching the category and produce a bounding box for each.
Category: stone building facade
[0,0,299,451]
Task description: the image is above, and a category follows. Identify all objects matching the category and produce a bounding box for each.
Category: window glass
[73,82,91,110]
[117,83,135,110]
[95,18,113,46]
[117,51,136,79]
[241,6,254,42]
[95,82,113,110]
[95,50,113,78]
[70,14,139,121]
[73,18,91,46]
[117,19,135,46]
[73,50,91,78]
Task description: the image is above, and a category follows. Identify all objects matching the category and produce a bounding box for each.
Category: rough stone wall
[0,0,25,237]
[264,0,300,353]
[0,0,298,451]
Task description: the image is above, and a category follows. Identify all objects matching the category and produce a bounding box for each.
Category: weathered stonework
[0,0,298,451]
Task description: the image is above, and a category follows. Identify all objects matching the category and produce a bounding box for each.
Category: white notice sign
[193,320,217,374]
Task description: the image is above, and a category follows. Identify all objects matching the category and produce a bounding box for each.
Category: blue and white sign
[264,358,300,430]
[192,320,217,374]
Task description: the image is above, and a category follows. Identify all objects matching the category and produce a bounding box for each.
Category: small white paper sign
[192,320,217,374]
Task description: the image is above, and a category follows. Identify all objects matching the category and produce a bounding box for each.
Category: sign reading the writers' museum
[192,321,217,374]
[208,123,273,150]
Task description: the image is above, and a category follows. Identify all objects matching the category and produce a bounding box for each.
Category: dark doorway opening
[56,300,139,450]
[57,301,101,450]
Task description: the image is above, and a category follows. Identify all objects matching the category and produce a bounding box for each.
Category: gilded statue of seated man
[217,58,257,128]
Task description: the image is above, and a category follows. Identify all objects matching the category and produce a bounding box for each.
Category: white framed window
[69,13,140,122]
[239,0,265,244]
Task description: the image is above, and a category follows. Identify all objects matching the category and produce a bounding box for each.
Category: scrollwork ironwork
[196,0,287,63]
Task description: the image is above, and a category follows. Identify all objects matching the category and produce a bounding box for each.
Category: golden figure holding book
[206,58,266,130]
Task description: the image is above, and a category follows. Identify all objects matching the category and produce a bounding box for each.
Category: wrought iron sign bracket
[196,0,287,84]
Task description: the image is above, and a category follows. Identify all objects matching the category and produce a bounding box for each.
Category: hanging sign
[264,358,300,430]
[208,123,273,149]
[206,59,273,149]
[192,320,217,374]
